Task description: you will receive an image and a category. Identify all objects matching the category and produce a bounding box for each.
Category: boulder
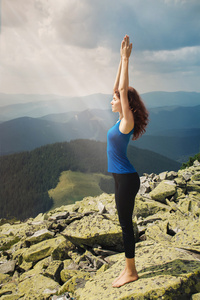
[23,235,66,262]
[75,242,200,300]
[134,195,171,217]
[0,161,200,299]
[18,274,60,299]
[171,218,200,253]
[149,180,177,202]
[62,214,125,251]
[58,271,90,295]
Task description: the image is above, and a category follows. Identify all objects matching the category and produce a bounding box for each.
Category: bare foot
[112,268,126,285]
[112,270,138,288]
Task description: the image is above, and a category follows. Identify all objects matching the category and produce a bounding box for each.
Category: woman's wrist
[121,56,129,62]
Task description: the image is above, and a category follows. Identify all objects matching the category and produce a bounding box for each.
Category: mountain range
[1,91,200,122]
[0,91,199,163]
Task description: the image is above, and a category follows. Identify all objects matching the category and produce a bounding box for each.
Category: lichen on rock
[0,161,200,299]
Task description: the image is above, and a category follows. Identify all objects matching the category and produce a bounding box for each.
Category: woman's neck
[119,112,123,120]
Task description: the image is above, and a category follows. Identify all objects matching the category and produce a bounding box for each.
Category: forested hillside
[0,139,181,220]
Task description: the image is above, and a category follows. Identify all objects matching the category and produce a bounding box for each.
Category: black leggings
[112,172,140,259]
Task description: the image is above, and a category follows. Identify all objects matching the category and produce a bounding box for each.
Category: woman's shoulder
[119,116,134,134]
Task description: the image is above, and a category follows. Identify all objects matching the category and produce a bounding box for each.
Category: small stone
[191,172,200,181]
[49,212,69,221]
[43,288,58,295]
[93,247,118,256]
[98,202,106,214]
[140,175,148,184]
[25,228,54,244]
[159,171,167,181]
[139,181,151,195]
[174,176,186,187]
[166,171,178,180]
[0,273,10,284]
[0,260,15,274]
[187,181,200,193]
[191,292,200,300]
[43,260,63,282]
[182,172,193,181]
[193,160,200,167]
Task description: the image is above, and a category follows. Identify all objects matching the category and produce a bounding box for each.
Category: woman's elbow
[119,87,128,95]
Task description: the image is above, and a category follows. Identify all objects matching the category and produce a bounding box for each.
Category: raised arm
[118,35,134,132]
[113,59,122,93]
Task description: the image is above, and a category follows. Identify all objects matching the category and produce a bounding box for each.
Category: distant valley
[0,139,181,220]
[1,90,199,220]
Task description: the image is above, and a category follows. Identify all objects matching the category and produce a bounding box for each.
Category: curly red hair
[116,87,149,140]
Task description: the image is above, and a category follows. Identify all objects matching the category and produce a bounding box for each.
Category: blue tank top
[107,120,136,174]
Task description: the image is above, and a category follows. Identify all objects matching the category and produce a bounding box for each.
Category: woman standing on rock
[107,35,149,288]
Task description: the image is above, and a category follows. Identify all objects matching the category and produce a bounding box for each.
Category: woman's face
[111,93,121,113]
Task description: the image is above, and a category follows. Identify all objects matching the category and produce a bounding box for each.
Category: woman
[107,35,149,288]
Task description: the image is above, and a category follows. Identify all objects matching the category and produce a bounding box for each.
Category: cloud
[48,0,200,51]
[135,45,200,73]
[0,0,199,99]
[4,0,199,50]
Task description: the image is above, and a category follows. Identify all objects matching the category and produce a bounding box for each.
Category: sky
[0,0,200,102]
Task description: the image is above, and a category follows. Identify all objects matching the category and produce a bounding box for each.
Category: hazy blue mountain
[0,112,110,155]
[0,117,80,155]
[146,105,200,134]
[0,94,111,122]
[141,91,200,108]
[150,128,200,137]
[0,91,199,122]
[0,106,199,162]
[0,93,67,106]
[41,105,200,132]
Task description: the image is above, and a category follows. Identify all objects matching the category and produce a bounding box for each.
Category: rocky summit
[0,161,200,300]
